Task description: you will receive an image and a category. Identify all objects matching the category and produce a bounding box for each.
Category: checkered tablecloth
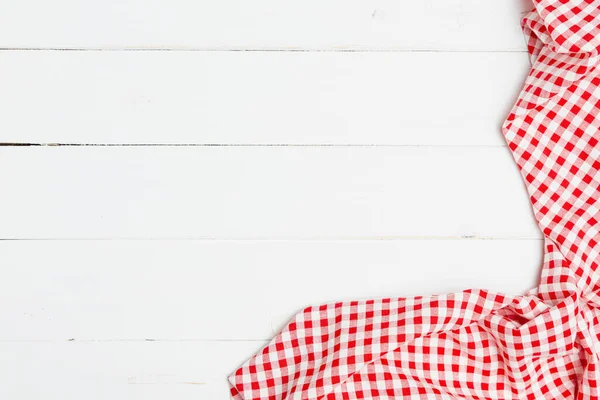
[229,1,600,398]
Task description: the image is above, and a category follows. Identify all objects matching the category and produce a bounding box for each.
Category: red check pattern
[229,1,600,398]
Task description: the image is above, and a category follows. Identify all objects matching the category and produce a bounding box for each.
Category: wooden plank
[0,0,532,50]
[0,340,263,399]
[0,239,542,341]
[0,51,530,145]
[0,146,540,239]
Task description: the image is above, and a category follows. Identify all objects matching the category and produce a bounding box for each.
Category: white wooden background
[0,1,541,398]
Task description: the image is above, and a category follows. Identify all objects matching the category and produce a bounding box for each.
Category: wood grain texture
[0,240,542,341]
[0,2,539,396]
[0,340,264,400]
[0,0,532,50]
[0,51,530,145]
[0,146,540,239]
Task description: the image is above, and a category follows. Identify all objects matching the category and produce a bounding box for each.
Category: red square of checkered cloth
[230,1,600,399]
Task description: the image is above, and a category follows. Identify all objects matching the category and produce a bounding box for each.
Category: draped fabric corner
[229,1,600,398]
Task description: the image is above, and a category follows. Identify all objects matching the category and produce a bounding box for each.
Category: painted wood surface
[0,239,542,341]
[0,52,530,145]
[1,1,539,398]
[0,340,265,399]
[0,0,532,50]
[0,146,539,239]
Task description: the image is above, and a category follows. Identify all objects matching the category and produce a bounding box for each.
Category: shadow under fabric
[229,1,600,398]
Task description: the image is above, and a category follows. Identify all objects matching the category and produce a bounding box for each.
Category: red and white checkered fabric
[229,1,600,398]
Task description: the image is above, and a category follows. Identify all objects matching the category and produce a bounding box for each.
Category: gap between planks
[0,143,509,148]
[0,236,541,241]
[0,47,529,53]
[0,339,269,343]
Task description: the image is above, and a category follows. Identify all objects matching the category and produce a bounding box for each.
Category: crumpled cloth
[229,1,600,398]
